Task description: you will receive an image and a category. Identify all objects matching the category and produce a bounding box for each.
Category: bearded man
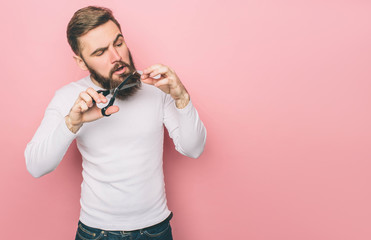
[25,6,206,240]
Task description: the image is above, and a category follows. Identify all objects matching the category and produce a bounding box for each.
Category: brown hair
[66,6,122,56]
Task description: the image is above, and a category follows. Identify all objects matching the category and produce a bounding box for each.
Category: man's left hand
[141,64,190,109]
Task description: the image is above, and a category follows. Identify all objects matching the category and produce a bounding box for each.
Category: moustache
[109,61,131,78]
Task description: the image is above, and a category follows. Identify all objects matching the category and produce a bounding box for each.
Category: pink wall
[1,0,371,239]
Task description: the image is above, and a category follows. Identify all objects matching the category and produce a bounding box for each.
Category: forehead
[78,20,122,55]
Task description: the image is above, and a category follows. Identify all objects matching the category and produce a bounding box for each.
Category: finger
[86,87,102,103]
[140,73,151,80]
[79,92,94,107]
[79,100,89,112]
[149,66,169,78]
[71,96,89,113]
[143,64,170,78]
[104,105,120,115]
[154,78,170,87]
[141,77,157,85]
[141,73,161,81]
[143,64,164,75]
[98,93,108,103]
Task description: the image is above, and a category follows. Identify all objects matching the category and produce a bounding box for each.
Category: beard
[84,51,141,100]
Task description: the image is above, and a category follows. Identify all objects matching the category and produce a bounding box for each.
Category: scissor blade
[119,82,139,90]
[116,71,138,90]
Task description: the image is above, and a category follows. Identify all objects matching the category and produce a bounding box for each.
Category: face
[75,20,140,99]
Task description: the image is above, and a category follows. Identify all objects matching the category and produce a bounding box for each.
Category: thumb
[104,105,120,115]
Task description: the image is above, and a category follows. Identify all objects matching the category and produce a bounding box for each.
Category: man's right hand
[65,87,119,133]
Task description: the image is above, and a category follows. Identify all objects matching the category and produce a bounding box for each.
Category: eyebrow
[90,33,124,56]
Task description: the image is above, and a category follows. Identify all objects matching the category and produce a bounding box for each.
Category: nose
[109,47,122,63]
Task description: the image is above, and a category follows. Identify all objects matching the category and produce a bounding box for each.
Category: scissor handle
[92,90,110,103]
[92,90,112,117]
[96,89,110,96]
[94,73,140,117]
[101,106,111,117]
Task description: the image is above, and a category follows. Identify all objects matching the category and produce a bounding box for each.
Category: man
[25,6,206,240]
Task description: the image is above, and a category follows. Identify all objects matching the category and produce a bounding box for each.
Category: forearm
[171,100,207,158]
[25,112,76,178]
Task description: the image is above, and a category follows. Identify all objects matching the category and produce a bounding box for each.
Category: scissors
[95,71,141,117]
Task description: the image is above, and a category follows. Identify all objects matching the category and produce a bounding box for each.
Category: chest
[76,90,164,149]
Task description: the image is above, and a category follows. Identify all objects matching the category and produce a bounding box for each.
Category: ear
[73,55,88,71]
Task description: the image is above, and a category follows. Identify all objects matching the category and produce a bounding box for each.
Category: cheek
[89,58,112,77]
[119,47,130,61]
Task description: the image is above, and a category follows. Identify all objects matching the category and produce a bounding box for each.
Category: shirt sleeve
[24,91,77,178]
[163,94,207,158]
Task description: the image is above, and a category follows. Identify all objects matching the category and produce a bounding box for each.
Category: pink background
[1,0,371,239]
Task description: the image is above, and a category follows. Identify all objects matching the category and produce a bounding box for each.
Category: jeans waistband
[147,212,173,230]
[130,212,173,232]
[80,212,173,234]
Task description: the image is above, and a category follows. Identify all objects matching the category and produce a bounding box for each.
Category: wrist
[65,115,83,134]
[175,91,190,109]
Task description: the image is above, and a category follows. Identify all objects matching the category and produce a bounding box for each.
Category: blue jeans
[75,213,173,240]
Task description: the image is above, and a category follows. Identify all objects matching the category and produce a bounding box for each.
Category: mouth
[113,65,126,75]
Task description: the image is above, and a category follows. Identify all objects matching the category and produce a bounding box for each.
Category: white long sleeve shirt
[25,75,206,231]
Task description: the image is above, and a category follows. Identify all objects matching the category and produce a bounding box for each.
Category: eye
[96,51,104,56]
[116,42,123,47]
